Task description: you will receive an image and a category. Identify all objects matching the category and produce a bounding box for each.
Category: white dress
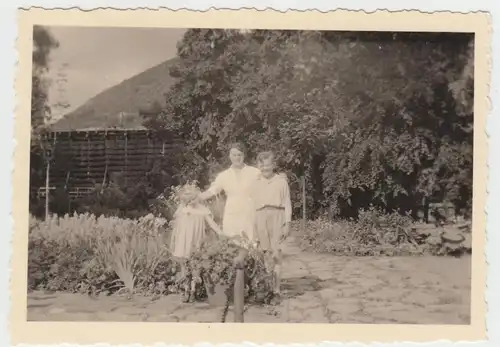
[208,164,261,240]
[170,205,211,259]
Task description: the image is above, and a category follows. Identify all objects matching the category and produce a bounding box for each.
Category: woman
[197,142,260,241]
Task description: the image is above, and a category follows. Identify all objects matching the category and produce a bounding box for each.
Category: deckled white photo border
[2,1,498,343]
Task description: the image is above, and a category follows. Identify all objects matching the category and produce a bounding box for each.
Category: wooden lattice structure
[32,129,179,200]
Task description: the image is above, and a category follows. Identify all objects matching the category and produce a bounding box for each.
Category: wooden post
[64,171,70,213]
[233,248,248,323]
[44,132,56,220]
[147,132,152,169]
[45,160,50,220]
[301,175,306,232]
[423,196,429,224]
[102,131,109,190]
[86,132,90,180]
[125,131,128,186]
[67,131,73,189]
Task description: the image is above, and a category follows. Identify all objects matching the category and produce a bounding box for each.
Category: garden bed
[28,213,274,304]
[292,207,472,257]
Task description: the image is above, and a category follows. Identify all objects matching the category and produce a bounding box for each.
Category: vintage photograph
[26,24,476,325]
[11,8,489,345]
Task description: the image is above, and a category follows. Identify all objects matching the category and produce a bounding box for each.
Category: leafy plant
[27,213,175,296]
[351,206,415,246]
[293,209,471,257]
[181,234,274,304]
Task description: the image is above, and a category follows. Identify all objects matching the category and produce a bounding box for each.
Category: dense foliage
[144,30,474,220]
[28,213,274,302]
[183,235,274,304]
[293,206,472,257]
[31,26,59,133]
[28,213,175,295]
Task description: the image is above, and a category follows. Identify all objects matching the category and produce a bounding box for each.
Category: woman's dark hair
[228,142,247,156]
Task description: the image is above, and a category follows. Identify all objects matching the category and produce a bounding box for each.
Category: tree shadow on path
[280,275,324,299]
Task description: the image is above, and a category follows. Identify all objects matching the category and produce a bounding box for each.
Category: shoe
[270,293,282,305]
[181,293,190,303]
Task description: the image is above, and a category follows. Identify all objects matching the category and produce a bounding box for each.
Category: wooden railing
[33,186,95,200]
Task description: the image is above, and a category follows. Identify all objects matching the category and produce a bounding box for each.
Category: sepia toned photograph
[12,8,489,345]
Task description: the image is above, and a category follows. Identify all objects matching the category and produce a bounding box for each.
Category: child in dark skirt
[252,151,292,298]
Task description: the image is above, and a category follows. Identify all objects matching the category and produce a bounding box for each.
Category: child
[252,151,292,299]
[170,184,222,302]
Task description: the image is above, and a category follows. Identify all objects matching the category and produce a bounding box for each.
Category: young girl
[252,151,292,299]
[170,184,222,302]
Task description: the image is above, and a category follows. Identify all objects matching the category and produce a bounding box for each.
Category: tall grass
[29,213,173,295]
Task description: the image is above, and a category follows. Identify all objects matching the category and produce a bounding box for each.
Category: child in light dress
[252,151,292,299]
[170,184,222,302]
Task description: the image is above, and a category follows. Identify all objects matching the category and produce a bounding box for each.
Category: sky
[46,26,186,120]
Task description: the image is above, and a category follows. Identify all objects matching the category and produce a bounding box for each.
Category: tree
[145,29,474,220]
[31,25,59,132]
[228,30,351,220]
[143,29,250,186]
[321,33,474,217]
[30,26,59,218]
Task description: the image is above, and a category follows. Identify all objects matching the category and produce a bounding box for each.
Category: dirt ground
[27,237,471,324]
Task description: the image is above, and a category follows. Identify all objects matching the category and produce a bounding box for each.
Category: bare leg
[179,261,191,303]
[188,270,200,302]
[273,249,282,295]
[274,266,281,294]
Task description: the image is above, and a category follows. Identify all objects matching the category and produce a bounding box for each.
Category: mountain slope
[52,57,179,131]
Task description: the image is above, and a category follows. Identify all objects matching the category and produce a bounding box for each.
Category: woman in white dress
[197,142,260,241]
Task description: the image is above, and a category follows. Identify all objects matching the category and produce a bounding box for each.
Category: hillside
[51,57,179,131]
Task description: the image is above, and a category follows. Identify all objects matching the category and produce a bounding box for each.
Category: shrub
[350,206,415,246]
[28,213,176,295]
[182,234,274,304]
[293,206,471,256]
[28,212,272,303]
[74,183,152,219]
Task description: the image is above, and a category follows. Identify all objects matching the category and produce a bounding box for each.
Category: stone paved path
[28,237,471,324]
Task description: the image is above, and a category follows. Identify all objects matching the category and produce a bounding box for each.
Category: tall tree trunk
[310,154,325,218]
[423,196,429,223]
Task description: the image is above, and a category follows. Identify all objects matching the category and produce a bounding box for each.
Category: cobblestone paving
[28,237,471,324]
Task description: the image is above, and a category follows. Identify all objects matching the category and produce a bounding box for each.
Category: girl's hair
[256,151,276,164]
[178,184,201,205]
[228,141,247,156]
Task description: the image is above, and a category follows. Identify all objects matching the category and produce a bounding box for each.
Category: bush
[28,212,273,303]
[28,213,177,295]
[182,235,274,304]
[74,183,153,219]
[293,206,471,256]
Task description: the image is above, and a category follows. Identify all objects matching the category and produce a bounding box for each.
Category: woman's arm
[198,189,216,202]
[198,171,224,202]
